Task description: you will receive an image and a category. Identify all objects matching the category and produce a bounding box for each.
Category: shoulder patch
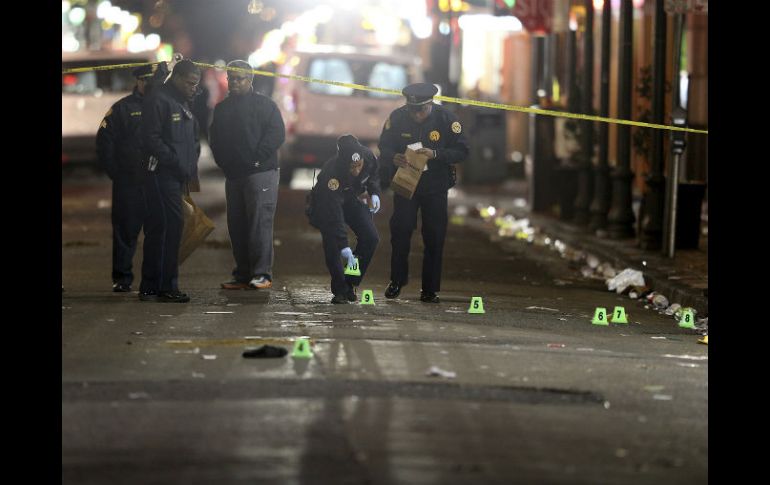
[328,178,339,191]
[429,130,440,142]
[451,121,462,134]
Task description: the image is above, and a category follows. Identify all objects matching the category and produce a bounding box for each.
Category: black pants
[321,198,379,296]
[389,191,448,293]
[140,173,184,293]
[111,180,146,285]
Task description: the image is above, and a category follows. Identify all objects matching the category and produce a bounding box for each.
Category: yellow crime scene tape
[62,61,708,135]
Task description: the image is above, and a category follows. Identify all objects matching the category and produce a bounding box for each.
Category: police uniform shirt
[96,88,145,184]
[378,103,470,195]
[309,147,380,248]
[141,82,201,183]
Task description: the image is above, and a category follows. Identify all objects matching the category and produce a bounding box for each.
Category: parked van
[272,45,423,184]
[62,50,157,166]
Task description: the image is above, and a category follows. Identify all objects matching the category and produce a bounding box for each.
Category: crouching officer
[96,64,155,293]
[379,83,470,303]
[307,135,381,304]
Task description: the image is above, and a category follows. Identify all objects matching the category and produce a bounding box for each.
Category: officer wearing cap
[139,59,202,303]
[378,82,469,303]
[306,134,381,304]
[96,64,155,293]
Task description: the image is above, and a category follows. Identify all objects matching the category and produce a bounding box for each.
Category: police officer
[96,64,154,293]
[307,135,381,304]
[379,83,469,303]
[139,59,202,303]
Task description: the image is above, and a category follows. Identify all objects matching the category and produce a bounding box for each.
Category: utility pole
[639,0,668,249]
[607,0,635,239]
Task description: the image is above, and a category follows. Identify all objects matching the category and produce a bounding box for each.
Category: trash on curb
[664,303,682,316]
[242,345,288,358]
[426,366,456,379]
[652,293,670,309]
[606,269,645,294]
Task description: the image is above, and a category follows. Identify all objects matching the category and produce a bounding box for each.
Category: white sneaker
[249,276,272,289]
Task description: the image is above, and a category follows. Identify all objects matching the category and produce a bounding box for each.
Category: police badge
[328,178,340,191]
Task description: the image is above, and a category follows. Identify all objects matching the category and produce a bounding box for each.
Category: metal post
[589,0,612,231]
[573,1,595,226]
[639,0,668,250]
[607,0,635,239]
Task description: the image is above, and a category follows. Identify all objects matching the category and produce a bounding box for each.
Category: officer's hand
[393,153,407,168]
[416,148,436,159]
[341,247,355,268]
[370,194,381,214]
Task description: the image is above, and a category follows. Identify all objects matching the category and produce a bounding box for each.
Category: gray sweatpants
[225,169,279,282]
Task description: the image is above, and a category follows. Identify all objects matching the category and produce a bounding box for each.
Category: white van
[62,50,156,166]
[272,45,423,184]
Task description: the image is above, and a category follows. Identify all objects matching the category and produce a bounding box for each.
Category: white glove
[340,247,355,268]
[370,194,380,213]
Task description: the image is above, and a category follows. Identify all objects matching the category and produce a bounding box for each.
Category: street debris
[653,394,673,401]
[526,306,559,312]
[426,366,456,379]
[205,311,234,314]
[242,345,288,358]
[547,343,566,349]
[606,269,645,294]
[128,392,149,400]
[201,354,217,360]
[174,348,200,354]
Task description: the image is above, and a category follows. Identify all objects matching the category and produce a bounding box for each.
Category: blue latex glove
[370,194,380,213]
[340,247,355,267]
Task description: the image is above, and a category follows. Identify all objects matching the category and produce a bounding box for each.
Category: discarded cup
[652,294,670,309]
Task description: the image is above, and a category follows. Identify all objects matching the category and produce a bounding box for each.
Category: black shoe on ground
[113,283,131,293]
[157,291,190,303]
[420,291,440,303]
[346,287,357,302]
[385,281,403,299]
[331,294,349,304]
[138,290,159,302]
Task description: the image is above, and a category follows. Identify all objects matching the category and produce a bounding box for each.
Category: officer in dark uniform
[139,59,202,303]
[379,83,469,303]
[96,64,155,293]
[307,135,381,304]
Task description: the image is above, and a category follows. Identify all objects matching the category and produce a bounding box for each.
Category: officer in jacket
[96,64,155,293]
[307,135,381,304]
[379,83,470,303]
[210,60,286,290]
[138,59,201,303]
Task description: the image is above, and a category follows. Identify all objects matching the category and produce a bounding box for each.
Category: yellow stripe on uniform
[62,60,708,135]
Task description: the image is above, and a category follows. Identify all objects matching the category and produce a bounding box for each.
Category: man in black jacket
[379,83,469,303]
[96,64,154,293]
[139,59,201,303]
[307,135,381,304]
[209,60,286,290]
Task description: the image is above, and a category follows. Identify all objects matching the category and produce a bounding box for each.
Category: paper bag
[179,194,215,265]
[390,147,429,199]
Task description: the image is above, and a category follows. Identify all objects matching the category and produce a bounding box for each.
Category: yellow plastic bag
[179,194,215,265]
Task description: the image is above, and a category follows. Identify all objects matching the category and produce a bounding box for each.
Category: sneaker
[138,290,159,302]
[331,294,349,304]
[420,291,440,303]
[157,291,190,303]
[221,280,249,290]
[249,276,273,289]
[113,283,131,293]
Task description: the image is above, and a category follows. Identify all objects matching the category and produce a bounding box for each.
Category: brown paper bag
[179,194,215,265]
[390,148,429,199]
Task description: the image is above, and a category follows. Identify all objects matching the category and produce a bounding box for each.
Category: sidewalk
[448,180,708,319]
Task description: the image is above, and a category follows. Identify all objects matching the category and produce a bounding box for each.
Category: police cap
[132,64,155,79]
[402,83,438,106]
